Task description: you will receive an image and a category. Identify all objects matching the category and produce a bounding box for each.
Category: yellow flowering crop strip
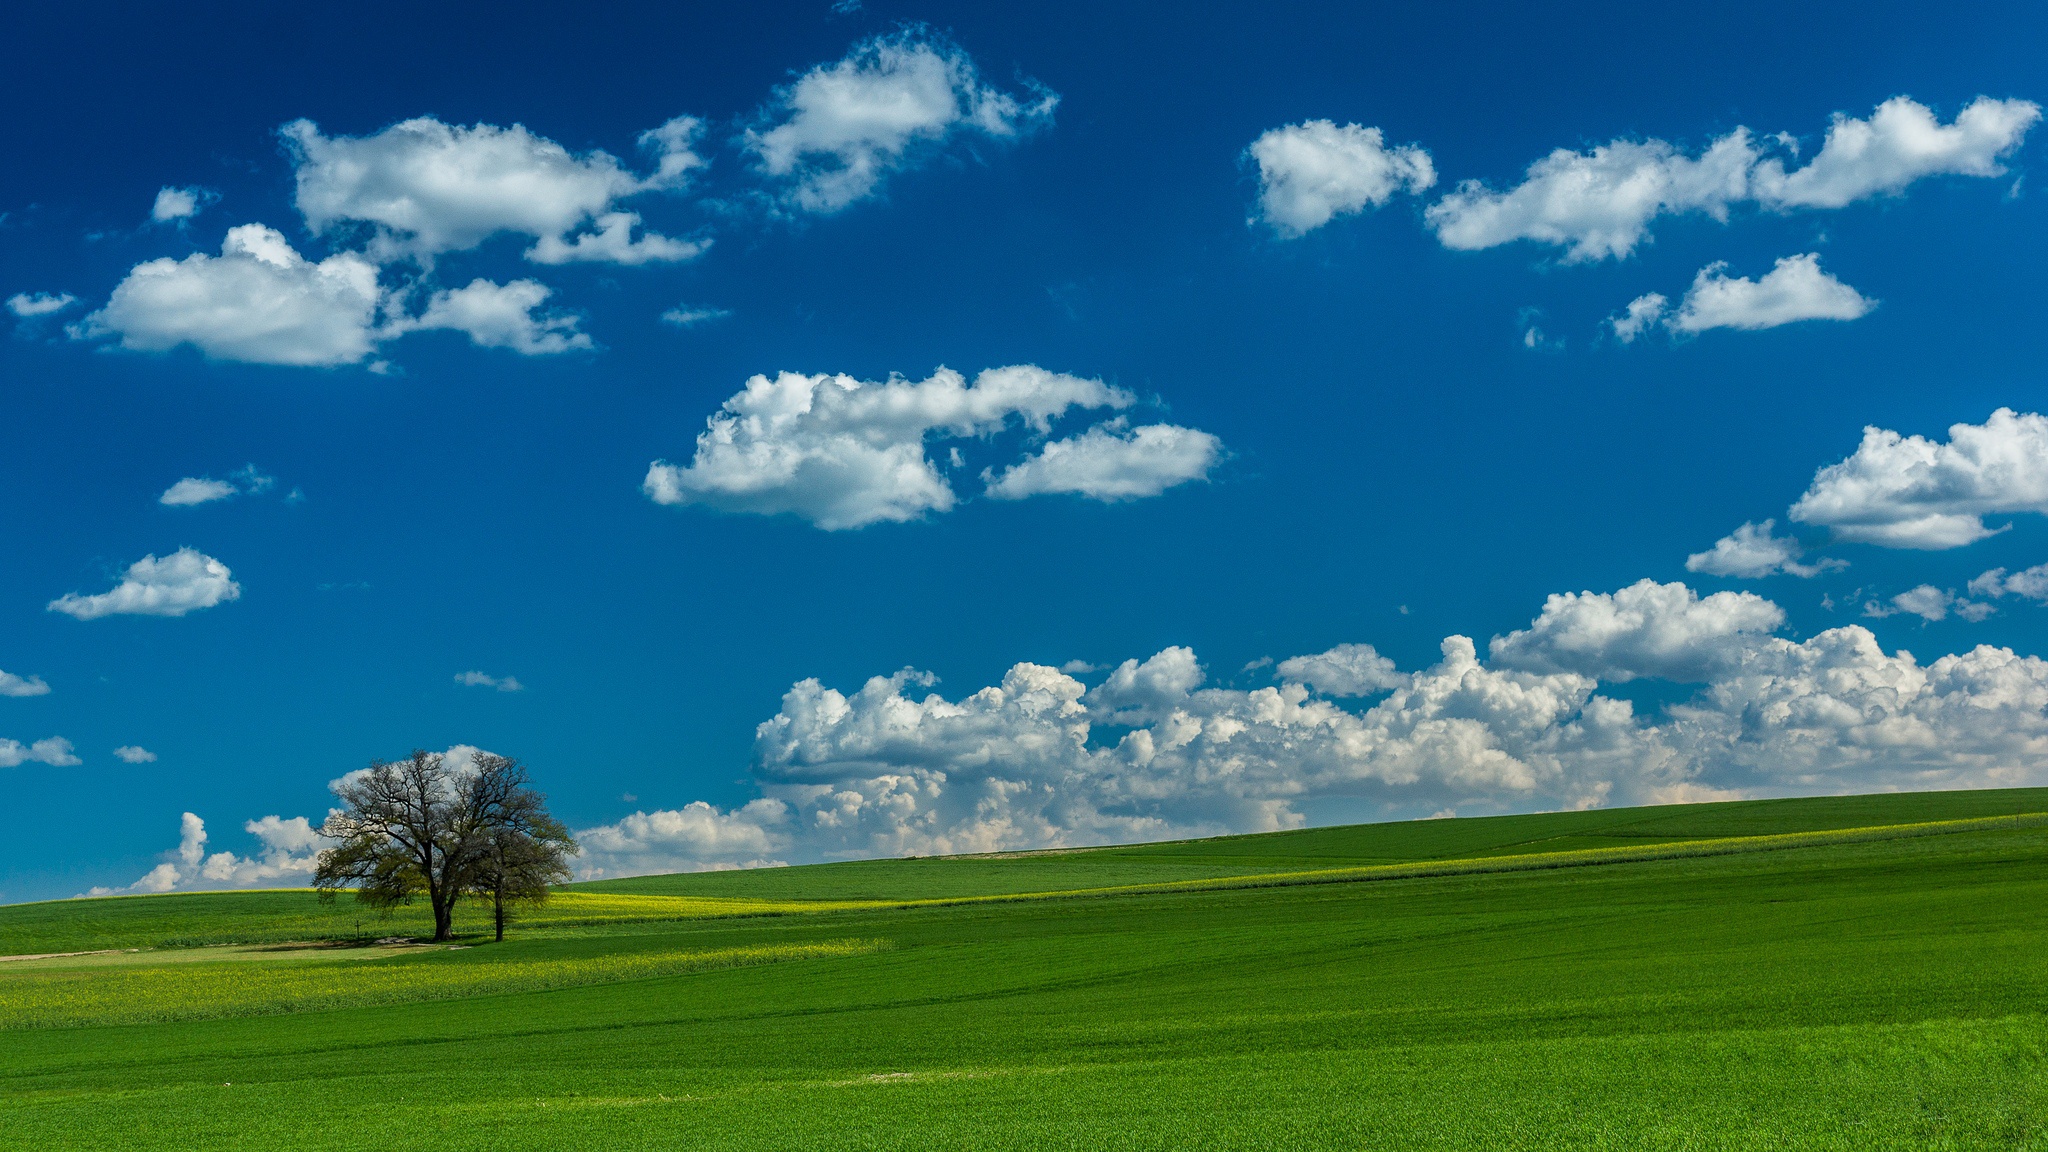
[519,891,895,926]
[0,938,889,1030]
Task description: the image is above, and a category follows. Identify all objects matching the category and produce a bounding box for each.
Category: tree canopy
[314,750,574,941]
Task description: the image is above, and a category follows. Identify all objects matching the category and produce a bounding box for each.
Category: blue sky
[4,0,2048,901]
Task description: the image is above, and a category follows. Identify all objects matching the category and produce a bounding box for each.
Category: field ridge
[899,810,2048,909]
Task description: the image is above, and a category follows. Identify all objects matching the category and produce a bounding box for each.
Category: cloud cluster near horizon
[88,812,325,896]
[557,577,2048,877]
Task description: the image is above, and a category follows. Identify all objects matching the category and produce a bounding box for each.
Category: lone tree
[314,750,574,942]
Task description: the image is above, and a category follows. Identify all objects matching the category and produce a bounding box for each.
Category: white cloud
[160,477,237,506]
[285,115,705,264]
[1685,519,1840,579]
[93,812,328,895]
[1275,643,1404,696]
[0,736,79,769]
[643,365,1139,529]
[160,465,276,506]
[49,548,241,620]
[1609,293,1667,342]
[661,304,731,328]
[1425,130,1758,261]
[0,668,51,698]
[1247,120,1435,237]
[1668,254,1874,333]
[1970,564,2048,603]
[77,224,382,366]
[573,800,790,878]
[1751,96,2041,209]
[389,278,592,355]
[7,291,76,318]
[1489,579,1784,682]
[1864,584,1965,622]
[744,30,1056,214]
[525,211,705,266]
[983,420,1221,502]
[1425,97,2039,260]
[113,745,158,764]
[151,186,215,222]
[1790,408,2048,549]
[81,228,601,367]
[455,670,523,692]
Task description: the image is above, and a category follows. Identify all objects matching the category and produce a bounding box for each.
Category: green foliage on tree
[314,750,575,941]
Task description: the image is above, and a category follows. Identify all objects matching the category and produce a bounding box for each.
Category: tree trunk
[432,887,454,941]
[493,880,506,942]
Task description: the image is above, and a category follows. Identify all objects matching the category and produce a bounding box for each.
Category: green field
[5,788,2048,1150]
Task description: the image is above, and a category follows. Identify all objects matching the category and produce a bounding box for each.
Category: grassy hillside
[4,789,2048,1149]
[579,785,2048,898]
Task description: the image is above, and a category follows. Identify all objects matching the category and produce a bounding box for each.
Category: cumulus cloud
[160,477,237,506]
[1425,96,2038,260]
[1489,579,1784,682]
[285,115,705,264]
[1425,130,1757,261]
[579,575,2048,876]
[644,365,1179,529]
[1275,643,1404,696]
[1609,293,1668,342]
[91,812,328,896]
[1685,519,1841,579]
[744,30,1056,214]
[1247,120,1435,237]
[0,736,79,769]
[1862,584,1989,623]
[48,548,241,620]
[113,745,158,764]
[76,224,382,366]
[525,211,706,266]
[151,186,216,222]
[1790,408,2048,549]
[1668,254,1874,333]
[983,420,1221,502]
[7,291,76,318]
[160,465,277,506]
[1751,96,2041,209]
[81,225,597,366]
[1970,564,2048,603]
[0,668,51,698]
[455,670,523,692]
[573,800,790,878]
[388,278,592,355]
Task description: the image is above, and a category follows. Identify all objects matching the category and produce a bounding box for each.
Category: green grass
[5,788,2048,1149]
